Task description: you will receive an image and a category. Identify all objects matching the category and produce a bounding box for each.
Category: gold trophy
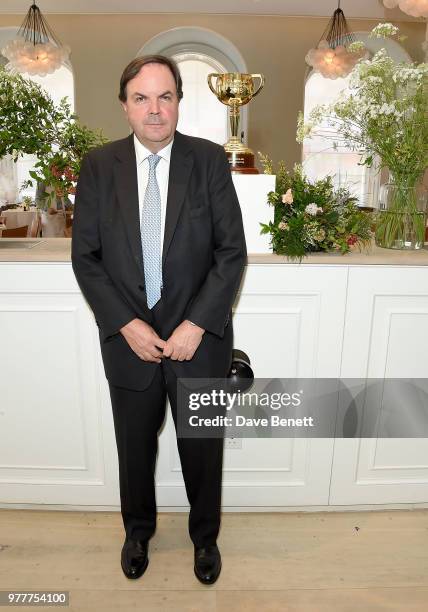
[207,72,265,174]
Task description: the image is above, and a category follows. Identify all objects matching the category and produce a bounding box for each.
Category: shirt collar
[133,133,174,165]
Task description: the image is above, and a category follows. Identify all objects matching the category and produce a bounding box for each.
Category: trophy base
[225,149,259,175]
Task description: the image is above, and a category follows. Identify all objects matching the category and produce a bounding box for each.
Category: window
[302,32,411,207]
[137,27,247,146]
[302,71,373,205]
[0,27,75,203]
[172,52,228,144]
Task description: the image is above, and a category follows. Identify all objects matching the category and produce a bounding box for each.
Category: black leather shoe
[194,544,221,584]
[121,538,149,579]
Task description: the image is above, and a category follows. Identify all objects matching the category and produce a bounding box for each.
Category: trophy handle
[207,73,221,97]
[250,74,265,98]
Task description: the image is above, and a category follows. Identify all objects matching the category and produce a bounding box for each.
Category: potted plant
[297,23,428,250]
[21,195,33,211]
[0,66,108,235]
[23,119,108,235]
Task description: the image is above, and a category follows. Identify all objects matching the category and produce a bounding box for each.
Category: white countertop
[1,237,428,265]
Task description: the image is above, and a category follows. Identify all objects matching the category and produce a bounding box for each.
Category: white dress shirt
[133,134,198,327]
[134,133,173,254]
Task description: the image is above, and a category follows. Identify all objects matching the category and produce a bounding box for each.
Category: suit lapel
[162,131,193,267]
[113,134,145,279]
[113,131,194,276]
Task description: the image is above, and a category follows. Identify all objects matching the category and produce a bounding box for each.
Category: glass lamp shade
[1,38,71,76]
[383,0,428,17]
[305,40,368,79]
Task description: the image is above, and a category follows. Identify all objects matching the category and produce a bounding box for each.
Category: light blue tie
[141,154,162,309]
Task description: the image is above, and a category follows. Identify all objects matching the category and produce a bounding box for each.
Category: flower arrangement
[258,153,373,262]
[297,23,428,249]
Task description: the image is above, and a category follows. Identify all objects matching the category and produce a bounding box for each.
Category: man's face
[121,62,179,153]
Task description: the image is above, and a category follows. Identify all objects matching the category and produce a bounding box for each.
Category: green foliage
[0,66,65,158]
[0,65,109,207]
[258,151,273,175]
[259,154,373,262]
[22,121,109,208]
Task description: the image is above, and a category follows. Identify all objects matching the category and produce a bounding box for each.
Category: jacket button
[138,284,145,291]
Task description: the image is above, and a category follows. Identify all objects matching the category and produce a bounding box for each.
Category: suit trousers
[108,296,225,548]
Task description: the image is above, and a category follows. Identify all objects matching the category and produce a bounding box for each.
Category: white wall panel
[331,266,428,505]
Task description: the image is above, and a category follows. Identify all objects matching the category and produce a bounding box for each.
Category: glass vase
[375,175,427,250]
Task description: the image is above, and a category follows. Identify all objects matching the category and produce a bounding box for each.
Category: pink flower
[282,188,293,205]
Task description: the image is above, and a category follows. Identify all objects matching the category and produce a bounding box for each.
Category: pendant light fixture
[305,0,368,79]
[383,2,427,61]
[1,1,70,77]
[383,0,428,17]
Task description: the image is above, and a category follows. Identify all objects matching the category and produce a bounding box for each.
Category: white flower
[305,203,323,216]
[370,23,399,39]
[393,65,428,84]
[379,102,396,115]
[348,41,366,53]
[278,221,289,230]
[314,228,326,241]
[296,111,313,143]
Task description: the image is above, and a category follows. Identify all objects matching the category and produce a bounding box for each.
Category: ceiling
[0,0,420,20]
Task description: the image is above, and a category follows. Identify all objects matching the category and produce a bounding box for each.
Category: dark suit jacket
[71,130,247,390]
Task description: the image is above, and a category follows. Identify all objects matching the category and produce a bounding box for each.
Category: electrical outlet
[225,437,242,449]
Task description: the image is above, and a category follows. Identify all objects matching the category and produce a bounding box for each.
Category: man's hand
[163,320,205,361]
[120,318,166,363]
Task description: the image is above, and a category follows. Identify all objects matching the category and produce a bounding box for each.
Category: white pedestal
[232,174,276,253]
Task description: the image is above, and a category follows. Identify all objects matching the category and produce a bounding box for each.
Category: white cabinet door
[203,264,347,508]
[0,263,120,506]
[330,266,428,505]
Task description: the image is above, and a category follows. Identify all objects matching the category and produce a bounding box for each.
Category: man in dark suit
[71,55,246,584]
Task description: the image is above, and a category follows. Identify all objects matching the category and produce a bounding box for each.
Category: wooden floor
[0,508,427,611]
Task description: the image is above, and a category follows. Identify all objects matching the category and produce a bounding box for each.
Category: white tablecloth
[2,210,39,231]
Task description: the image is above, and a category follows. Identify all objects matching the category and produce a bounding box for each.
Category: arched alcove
[137,27,249,146]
